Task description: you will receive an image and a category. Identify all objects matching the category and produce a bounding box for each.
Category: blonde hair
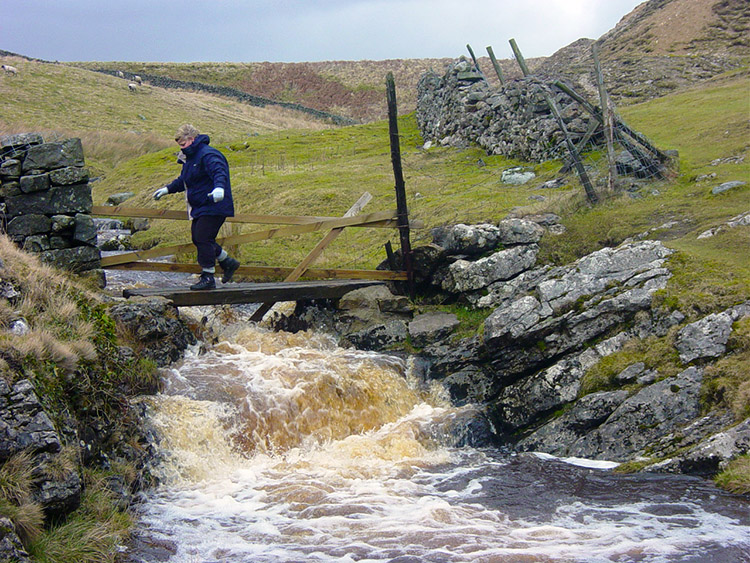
[175,123,200,142]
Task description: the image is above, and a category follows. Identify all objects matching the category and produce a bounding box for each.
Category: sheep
[1,64,18,75]
[128,83,138,92]
[134,75,142,85]
[116,70,124,78]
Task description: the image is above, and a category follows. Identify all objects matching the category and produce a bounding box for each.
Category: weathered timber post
[486,46,505,85]
[553,79,671,175]
[466,44,483,74]
[385,72,415,298]
[508,38,530,76]
[510,39,598,204]
[545,90,599,204]
[592,44,617,191]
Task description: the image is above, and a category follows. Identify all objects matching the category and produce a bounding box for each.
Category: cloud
[0,0,645,62]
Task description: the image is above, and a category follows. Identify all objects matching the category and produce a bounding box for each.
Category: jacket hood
[183,134,210,157]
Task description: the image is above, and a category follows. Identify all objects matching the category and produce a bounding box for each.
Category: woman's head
[175,124,200,148]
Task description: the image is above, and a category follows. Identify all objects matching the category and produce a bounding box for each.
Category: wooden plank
[100,211,398,267]
[249,193,373,322]
[106,261,408,280]
[93,205,364,226]
[123,279,385,307]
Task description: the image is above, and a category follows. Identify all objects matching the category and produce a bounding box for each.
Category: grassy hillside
[73,56,527,122]
[86,70,749,305]
[0,56,331,179]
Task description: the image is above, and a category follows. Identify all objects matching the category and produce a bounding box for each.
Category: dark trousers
[191,215,226,270]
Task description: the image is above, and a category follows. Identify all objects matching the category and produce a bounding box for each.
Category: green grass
[715,454,750,494]
[94,115,556,272]
[28,469,133,563]
[0,58,331,179]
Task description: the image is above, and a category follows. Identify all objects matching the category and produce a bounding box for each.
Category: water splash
[132,326,750,563]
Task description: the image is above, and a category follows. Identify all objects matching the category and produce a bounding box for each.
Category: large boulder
[567,367,704,461]
[442,244,539,293]
[517,390,630,455]
[648,417,750,477]
[489,333,630,433]
[0,517,31,563]
[675,302,750,364]
[536,240,673,313]
[0,380,82,519]
[0,379,61,459]
[431,223,500,256]
[408,312,459,348]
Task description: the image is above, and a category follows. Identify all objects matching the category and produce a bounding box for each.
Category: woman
[154,124,240,290]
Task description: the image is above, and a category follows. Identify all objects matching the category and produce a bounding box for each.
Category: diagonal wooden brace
[249,192,373,322]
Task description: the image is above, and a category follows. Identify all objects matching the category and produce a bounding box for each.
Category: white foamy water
[130,327,750,563]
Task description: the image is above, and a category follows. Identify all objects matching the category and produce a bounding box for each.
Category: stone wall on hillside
[0,133,101,272]
[97,69,358,126]
[416,58,598,163]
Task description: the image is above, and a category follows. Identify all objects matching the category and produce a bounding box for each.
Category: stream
[123,324,750,563]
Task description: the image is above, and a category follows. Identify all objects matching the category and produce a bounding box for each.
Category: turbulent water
[128,325,750,563]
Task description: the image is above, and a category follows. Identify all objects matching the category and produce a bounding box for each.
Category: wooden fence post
[508,38,530,76]
[545,90,599,204]
[510,38,598,204]
[385,72,415,298]
[466,44,483,74]
[486,46,505,85]
[592,44,616,192]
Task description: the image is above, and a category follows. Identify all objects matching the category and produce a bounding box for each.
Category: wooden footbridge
[97,74,416,320]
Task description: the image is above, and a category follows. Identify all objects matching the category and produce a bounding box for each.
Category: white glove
[208,188,224,202]
[153,187,169,200]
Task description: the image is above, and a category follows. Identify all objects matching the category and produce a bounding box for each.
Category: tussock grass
[702,316,750,418]
[0,452,45,545]
[715,455,750,495]
[0,238,156,557]
[0,236,98,376]
[579,326,682,396]
[26,467,133,563]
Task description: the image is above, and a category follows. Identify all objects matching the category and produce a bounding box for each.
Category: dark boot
[219,256,240,283]
[190,272,216,290]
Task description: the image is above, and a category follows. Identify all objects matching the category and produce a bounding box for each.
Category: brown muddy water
[122,324,750,563]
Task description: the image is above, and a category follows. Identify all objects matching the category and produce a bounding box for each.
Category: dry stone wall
[0,133,100,272]
[416,58,597,162]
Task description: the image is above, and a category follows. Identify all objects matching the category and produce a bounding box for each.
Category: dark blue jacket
[165,134,235,218]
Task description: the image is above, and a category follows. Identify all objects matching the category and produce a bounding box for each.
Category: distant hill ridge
[93,68,358,126]
[5,0,748,122]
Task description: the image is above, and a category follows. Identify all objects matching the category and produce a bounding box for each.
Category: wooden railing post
[509,38,598,204]
[486,46,505,85]
[508,38,530,76]
[385,72,415,298]
[592,43,617,192]
[466,44,483,74]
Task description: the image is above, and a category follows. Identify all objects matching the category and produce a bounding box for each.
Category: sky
[0,0,646,63]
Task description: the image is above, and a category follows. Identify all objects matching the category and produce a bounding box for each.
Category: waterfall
[130,325,750,563]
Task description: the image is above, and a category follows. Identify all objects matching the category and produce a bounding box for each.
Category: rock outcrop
[322,219,750,479]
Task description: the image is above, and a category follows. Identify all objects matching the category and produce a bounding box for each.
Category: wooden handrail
[92,205,399,227]
[101,211,399,267]
[106,262,408,281]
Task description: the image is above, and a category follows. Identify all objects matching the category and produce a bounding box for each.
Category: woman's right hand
[153,187,169,200]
